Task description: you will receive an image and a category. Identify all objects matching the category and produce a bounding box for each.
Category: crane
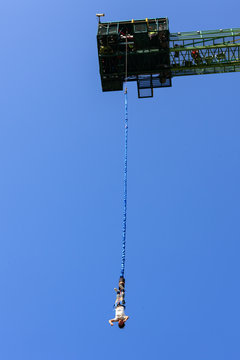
[97,17,240,98]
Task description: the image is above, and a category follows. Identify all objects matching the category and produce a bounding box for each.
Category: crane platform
[96,18,240,98]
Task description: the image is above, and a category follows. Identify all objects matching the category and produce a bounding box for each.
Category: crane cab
[97,18,172,98]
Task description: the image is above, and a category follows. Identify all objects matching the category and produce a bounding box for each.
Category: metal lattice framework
[170,28,240,77]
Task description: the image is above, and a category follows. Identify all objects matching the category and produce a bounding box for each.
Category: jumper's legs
[119,276,125,290]
[116,276,125,305]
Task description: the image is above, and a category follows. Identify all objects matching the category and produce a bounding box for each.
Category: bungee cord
[120,34,128,279]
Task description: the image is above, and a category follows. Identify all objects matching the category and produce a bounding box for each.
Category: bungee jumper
[109,277,129,328]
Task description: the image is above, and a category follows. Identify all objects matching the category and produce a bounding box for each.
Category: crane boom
[170,28,240,78]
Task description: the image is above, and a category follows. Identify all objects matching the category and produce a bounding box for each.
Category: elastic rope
[121,88,128,277]
[120,36,128,278]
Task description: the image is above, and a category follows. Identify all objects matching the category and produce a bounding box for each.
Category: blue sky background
[0,1,240,359]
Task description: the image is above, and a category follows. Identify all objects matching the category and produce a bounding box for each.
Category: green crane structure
[96,17,240,98]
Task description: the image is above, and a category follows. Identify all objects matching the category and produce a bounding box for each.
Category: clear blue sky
[0,1,240,359]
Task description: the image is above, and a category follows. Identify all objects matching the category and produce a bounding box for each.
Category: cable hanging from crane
[120,34,128,280]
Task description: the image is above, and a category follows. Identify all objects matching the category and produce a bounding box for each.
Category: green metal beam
[170,28,240,77]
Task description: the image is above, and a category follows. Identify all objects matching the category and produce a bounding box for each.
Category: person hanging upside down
[108,287,129,328]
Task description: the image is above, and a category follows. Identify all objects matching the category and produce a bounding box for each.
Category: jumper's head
[118,320,125,329]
